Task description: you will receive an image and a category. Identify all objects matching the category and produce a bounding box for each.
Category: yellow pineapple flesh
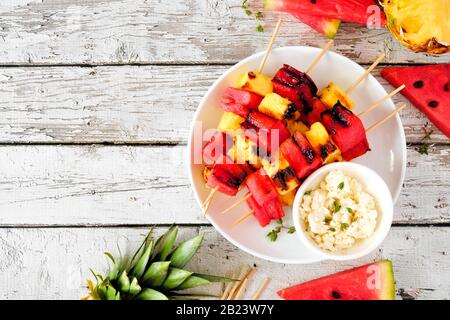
[258,93,296,120]
[319,82,355,110]
[217,111,245,133]
[382,0,450,54]
[305,122,342,164]
[236,71,273,96]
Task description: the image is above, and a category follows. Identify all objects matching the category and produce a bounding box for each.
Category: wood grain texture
[0,144,447,226]
[0,65,447,144]
[0,226,448,300]
[0,0,448,65]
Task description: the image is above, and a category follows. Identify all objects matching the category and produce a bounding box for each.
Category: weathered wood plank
[0,0,448,65]
[0,65,447,144]
[0,226,448,299]
[0,144,447,226]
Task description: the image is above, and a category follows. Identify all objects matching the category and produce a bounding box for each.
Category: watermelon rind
[379,260,396,300]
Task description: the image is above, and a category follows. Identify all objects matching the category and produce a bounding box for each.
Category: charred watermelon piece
[206,155,249,196]
[321,103,370,161]
[264,0,386,27]
[241,111,290,154]
[278,260,395,300]
[246,194,272,227]
[280,133,322,180]
[381,64,450,139]
[301,98,328,126]
[202,131,233,166]
[245,169,279,205]
[220,87,263,118]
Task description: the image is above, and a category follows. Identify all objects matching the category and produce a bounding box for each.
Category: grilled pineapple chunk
[305,122,342,164]
[218,111,245,133]
[261,153,299,195]
[236,71,273,96]
[286,119,309,136]
[319,82,355,110]
[227,131,261,169]
[279,187,298,206]
[382,0,449,54]
[258,93,296,120]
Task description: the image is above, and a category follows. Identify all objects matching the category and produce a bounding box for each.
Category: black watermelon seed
[444,83,450,92]
[310,0,317,3]
[428,101,439,108]
[332,291,341,299]
[413,80,424,88]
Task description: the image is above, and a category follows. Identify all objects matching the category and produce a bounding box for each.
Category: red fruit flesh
[381,64,450,139]
[245,170,279,205]
[321,103,370,161]
[277,260,395,300]
[265,0,386,26]
[302,98,328,126]
[202,131,233,166]
[206,173,239,196]
[246,194,271,227]
[220,87,263,117]
[279,64,318,94]
[263,198,285,220]
[280,134,322,180]
[246,111,278,130]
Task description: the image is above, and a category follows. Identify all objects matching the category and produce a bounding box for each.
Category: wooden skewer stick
[221,193,252,214]
[346,53,385,93]
[202,186,218,215]
[258,19,282,74]
[358,84,406,117]
[233,209,254,225]
[251,277,271,300]
[220,271,236,300]
[306,39,334,75]
[227,266,249,300]
[234,268,256,300]
[366,104,407,134]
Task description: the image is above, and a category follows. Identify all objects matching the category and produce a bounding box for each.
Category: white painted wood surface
[0,144,448,226]
[0,0,448,300]
[0,65,447,144]
[0,0,448,65]
[0,226,449,300]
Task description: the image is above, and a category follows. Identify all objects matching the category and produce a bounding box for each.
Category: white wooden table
[0,0,449,300]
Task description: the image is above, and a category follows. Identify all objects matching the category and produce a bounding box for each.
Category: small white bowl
[293,162,393,261]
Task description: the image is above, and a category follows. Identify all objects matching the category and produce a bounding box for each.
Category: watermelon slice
[381,64,450,139]
[288,12,341,39]
[264,0,386,27]
[278,260,395,300]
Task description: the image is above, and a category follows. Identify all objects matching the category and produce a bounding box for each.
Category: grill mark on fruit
[322,103,351,127]
[248,72,256,79]
[332,291,341,299]
[428,101,439,108]
[301,147,316,164]
[273,171,287,190]
[413,80,424,88]
[320,145,329,160]
[284,103,297,119]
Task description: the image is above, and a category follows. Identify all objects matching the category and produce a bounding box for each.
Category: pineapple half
[382,0,450,54]
[83,227,233,300]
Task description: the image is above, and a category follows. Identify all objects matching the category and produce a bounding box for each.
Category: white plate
[187,46,406,264]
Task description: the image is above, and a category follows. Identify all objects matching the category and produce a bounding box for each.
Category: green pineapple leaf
[162,268,193,290]
[169,233,204,268]
[130,240,153,279]
[155,226,178,261]
[136,288,168,300]
[142,261,171,287]
[175,275,210,291]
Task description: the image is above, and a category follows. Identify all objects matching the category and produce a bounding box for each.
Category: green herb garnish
[267,226,281,242]
[347,207,354,214]
[338,182,345,190]
[288,226,296,234]
[418,143,430,155]
[332,200,341,213]
[276,219,283,225]
[256,24,264,32]
[417,123,434,155]
[304,190,311,196]
[255,11,264,20]
[324,217,332,223]
[341,223,349,230]
[245,9,252,16]
[328,227,336,232]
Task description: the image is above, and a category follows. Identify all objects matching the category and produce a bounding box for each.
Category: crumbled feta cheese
[300,170,378,252]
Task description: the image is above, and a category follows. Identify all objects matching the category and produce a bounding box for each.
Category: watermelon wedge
[381,64,450,139]
[278,260,395,300]
[290,12,341,39]
[264,0,386,27]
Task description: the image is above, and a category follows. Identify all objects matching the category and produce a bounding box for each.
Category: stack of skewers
[200,21,406,228]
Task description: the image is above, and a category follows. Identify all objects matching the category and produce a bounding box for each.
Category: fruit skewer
[233,103,407,225]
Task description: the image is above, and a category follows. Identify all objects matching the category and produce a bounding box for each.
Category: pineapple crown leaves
[85,226,234,300]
